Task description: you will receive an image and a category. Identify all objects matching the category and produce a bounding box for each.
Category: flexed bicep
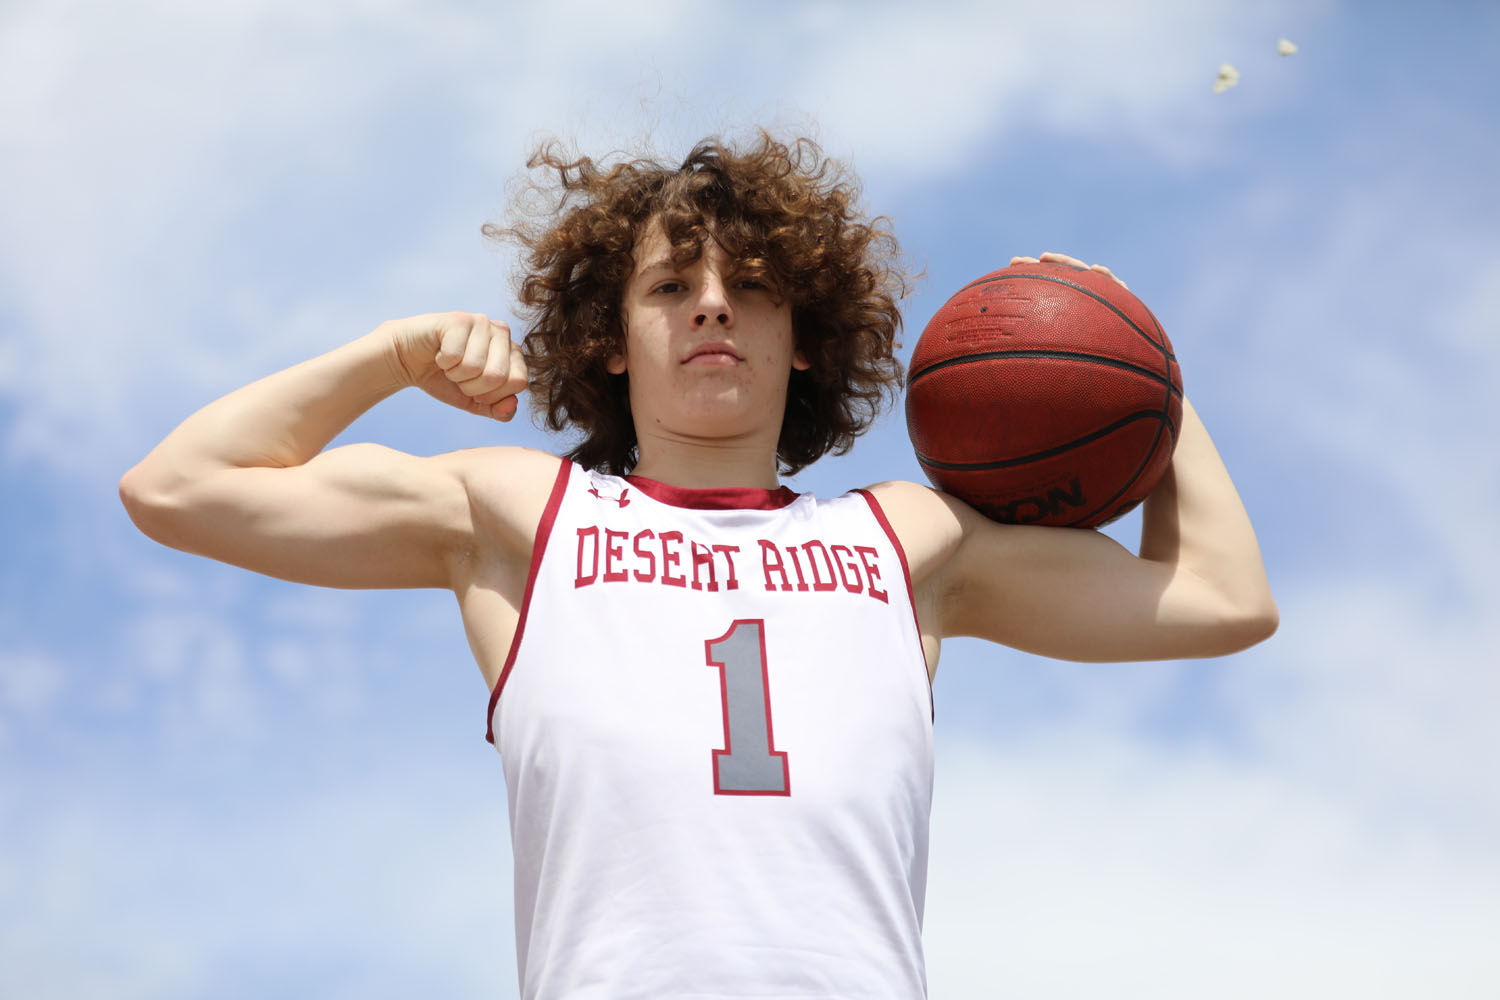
[122,315,545,591]
[125,443,477,590]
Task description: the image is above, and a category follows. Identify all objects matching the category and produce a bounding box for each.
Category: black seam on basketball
[914,410,1168,471]
[1070,360,1183,526]
[1148,309,1171,354]
[908,349,1184,396]
[1065,413,1169,527]
[1077,345,1183,525]
[957,272,1175,360]
[1064,356,1182,526]
[1161,347,1182,447]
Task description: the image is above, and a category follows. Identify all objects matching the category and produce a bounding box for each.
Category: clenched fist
[382,312,529,421]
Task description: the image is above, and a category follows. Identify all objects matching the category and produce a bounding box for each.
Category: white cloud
[1181,176,1500,607]
[926,734,1500,998]
[1225,578,1500,844]
[926,453,1500,996]
[791,0,1317,174]
[0,650,66,715]
[0,649,68,746]
[80,555,376,743]
[1439,253,1500,356]
[0,757,514,1000]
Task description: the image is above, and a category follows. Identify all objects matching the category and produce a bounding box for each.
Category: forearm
[1139,398,1277,632]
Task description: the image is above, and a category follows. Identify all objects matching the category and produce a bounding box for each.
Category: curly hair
[485,132,908,476]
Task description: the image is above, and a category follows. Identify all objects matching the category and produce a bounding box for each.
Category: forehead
[630,219,671,268]
[628,217,731,280]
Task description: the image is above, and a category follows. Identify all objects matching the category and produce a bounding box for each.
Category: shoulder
[864,476,1178,653]
[445,444,565,485]
[445,446,568,556]
[859,478,1085,607]
[857,479,981,588]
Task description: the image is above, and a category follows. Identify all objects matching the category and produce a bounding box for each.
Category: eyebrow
[637,259,676,277]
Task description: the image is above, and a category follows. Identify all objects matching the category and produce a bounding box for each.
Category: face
[612,219,808,446]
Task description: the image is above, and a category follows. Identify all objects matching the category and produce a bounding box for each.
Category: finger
[470,391,520,422]
[488,394,521,422]
[456,331,512,398]
[446,313,494,383]
[1039,251,1088,269]
[470,345,529,404]
[1090,263,1129,290]
[434,313,478,372]
[506,339,529,388]
[483,329,512,388]
[1010,255,1039,265]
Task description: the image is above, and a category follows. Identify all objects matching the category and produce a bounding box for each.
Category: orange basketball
[904,260,1183,528]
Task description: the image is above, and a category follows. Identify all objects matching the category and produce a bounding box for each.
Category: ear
[792,348,811,372]
[608,315,630,374]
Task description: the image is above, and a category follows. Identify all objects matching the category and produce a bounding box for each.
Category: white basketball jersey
[487,462,934,999]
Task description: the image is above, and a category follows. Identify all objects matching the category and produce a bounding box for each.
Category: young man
[120,134,1276,998]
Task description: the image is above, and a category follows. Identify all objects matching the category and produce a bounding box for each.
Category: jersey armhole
[853,488,935,719]
[486,458,573,744]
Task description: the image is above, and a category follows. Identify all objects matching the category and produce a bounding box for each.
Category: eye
[735,275,776,293]
[651,280,685,295]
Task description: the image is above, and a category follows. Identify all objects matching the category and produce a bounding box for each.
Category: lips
[683,341,743,363]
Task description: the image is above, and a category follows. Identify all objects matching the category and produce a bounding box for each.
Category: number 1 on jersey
[705,619,790,796]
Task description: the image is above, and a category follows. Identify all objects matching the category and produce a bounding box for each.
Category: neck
[629,432,782,490]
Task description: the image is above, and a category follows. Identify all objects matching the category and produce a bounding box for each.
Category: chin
[678,397,779,436]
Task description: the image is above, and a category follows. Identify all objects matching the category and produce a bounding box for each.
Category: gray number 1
[704,619,790,796]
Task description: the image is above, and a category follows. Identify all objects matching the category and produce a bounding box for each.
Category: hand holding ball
[905,255,1183,528]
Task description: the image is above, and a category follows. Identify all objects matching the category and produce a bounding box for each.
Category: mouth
[683,342,743,365]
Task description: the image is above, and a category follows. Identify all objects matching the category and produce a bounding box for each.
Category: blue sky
[2,0,1497,996]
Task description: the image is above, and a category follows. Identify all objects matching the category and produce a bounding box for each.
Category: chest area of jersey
[570,517,897,609]
[505,609,926,801]
[500,484,928,798]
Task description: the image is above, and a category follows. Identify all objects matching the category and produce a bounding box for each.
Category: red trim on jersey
[486,459,573,745]
[624,475,798,511]
[854,488,935,718]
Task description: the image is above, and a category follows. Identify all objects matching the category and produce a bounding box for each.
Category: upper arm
[121,443,558,591]
[934,501,1269,661]
[871,480,1271,663]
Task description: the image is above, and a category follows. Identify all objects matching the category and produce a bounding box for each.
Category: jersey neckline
[622,474,800,511]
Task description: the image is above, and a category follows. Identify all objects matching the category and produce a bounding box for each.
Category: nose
[692,271,733,329]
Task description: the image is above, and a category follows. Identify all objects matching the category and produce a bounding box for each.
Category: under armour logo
[588,486,631,507]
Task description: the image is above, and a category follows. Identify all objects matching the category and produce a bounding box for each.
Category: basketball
[904,259,1183,528]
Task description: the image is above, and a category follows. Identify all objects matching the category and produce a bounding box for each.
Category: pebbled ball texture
[905,260,1183,528]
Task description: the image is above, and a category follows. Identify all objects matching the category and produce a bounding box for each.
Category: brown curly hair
[485,132,908,476]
